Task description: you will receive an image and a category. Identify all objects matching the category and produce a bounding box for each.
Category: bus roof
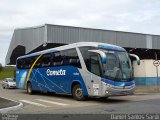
[17,42,126,60]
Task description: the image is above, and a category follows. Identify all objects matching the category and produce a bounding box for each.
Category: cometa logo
[46,69,66,76]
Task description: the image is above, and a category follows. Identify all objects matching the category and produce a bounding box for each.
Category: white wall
[133,59,160,77]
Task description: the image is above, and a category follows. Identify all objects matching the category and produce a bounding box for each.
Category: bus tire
[27,82,33,95]
[72,84,86,101]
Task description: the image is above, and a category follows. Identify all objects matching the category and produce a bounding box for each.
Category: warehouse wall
[133,60,160,92]
[46,24,148,48]
[5,26,46,64]
[152,36,160,49]
[6,24,160,65]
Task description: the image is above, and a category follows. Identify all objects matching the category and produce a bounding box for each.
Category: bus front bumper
[102,83,135,97]
[104,89,134,97]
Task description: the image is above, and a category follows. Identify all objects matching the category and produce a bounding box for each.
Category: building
[6,24,160,65]
[6,24,160,91]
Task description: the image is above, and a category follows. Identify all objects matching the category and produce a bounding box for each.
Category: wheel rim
[75,87,83,98]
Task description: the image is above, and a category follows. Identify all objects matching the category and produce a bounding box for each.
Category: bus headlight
[106,84,113,88]
[105,90,109,94]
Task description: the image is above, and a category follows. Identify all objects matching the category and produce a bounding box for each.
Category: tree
[0,63,2,71]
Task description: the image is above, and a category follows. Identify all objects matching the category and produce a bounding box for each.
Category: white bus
[16,42,140,100]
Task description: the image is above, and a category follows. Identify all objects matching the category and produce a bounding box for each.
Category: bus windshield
[103,51,133,81]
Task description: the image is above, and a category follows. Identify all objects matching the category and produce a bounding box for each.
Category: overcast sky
[0,0,160,65]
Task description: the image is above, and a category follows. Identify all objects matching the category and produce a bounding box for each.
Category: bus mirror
[88,50,107,64]
[129,54,140,65]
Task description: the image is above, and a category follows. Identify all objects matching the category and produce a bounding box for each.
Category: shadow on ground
[18,90,130,104]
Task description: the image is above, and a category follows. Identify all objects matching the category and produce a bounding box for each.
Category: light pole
[154,52,159,91]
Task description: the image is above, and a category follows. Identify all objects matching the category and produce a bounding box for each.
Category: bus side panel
[29,68,61,93]
[16,69,28,89]
[78,69,103,97]
[29,66,88,95]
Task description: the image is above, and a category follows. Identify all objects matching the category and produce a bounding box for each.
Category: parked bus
[16,42,140,100]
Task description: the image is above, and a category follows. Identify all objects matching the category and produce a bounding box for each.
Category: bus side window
[69,57,81,68]
[90,55,101,76]
[41,53,52,67]
[62,56,70,65]
[17,59,25,69]
[79,46,97,70]
[35,56,42,68]
[24,57,36,69]
[52,52,63,66]
[35,60,41,68]
[24,58,31,69]
[62,49,82,68]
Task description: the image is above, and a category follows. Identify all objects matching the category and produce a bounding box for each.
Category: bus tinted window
[79,47,103,76]
[90,55,101,76]
[17,59,25,69]
[24,59,31,69]
[41,53,52,67]
[61,48,81,68]
[17,57,35,69]
[35,58,41,68]
[52,52,63,66]
[79,47,96,71]
[17,49,81,69]
[24,57,36,69]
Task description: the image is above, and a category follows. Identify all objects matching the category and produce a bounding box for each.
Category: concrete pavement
[0,78,160,114]
[0,97,23,113]
[0,83,160,114]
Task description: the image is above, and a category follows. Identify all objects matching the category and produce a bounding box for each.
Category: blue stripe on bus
[101,78,134,86]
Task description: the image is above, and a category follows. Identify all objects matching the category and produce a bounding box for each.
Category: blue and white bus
[16,42,140,100]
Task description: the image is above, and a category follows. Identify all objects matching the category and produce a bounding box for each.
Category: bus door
[89,54,103,96]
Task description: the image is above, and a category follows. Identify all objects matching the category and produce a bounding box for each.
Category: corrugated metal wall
[47,24,148,48]
[5,24,160,64]
[152,36,160,49]
[17,26,45,53]
[5,26,45,64]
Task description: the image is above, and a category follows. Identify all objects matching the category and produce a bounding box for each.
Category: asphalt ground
[0,80,160,115]
[0,97,19,109]
[1,79,160,120]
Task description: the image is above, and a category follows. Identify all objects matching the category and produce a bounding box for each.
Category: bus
[16,42,140,100]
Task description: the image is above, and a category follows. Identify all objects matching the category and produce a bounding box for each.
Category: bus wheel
[72,84,86,101]
[27,83,33,95]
